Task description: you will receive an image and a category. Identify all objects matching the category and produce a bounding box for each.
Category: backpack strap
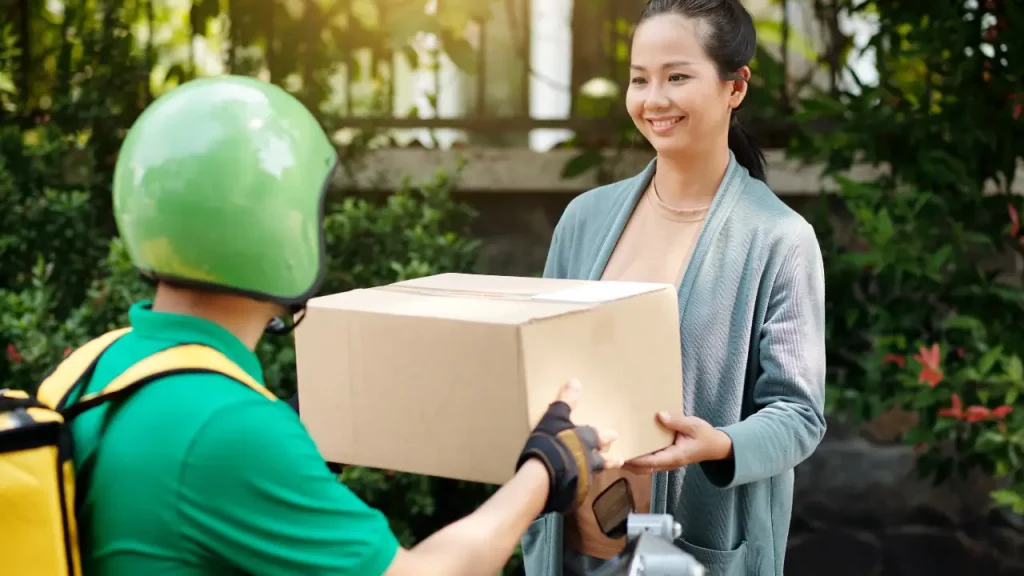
[35,328,133,410]
[61,344,277,420]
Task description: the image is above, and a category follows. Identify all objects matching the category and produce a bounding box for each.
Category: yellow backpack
[0,327,277,576]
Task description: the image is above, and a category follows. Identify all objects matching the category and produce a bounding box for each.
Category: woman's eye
[669,73,689,82]
[630,77,647,85]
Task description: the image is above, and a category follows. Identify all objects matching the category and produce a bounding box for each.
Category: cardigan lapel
[585,159,656,281]
[585,152,750,317]
[674,153,748,319]
[639,153,749,516]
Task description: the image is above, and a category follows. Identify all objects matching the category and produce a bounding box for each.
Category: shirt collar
[128,301,266,384]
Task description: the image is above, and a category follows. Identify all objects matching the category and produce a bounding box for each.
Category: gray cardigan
[521,153,827,576]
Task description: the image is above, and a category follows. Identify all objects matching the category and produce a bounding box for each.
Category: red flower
[914,343,943,387]
[1013,203,1022,237]
[965,406,991,423]
[939,394,963,419]
[63,348,72,357]
[919,367,943,387]
[991,405,1014,419]
[956,348,965,358]
[914,442,928,453]
[883,353,906,368]
[1015,103,1023,121]
[6,344,22,364]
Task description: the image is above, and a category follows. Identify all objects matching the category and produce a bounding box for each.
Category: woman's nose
[644,84,671,111]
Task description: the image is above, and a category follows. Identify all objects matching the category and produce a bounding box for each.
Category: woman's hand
[623,412,733,473]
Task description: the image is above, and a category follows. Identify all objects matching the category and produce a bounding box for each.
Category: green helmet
[112,75,337,307]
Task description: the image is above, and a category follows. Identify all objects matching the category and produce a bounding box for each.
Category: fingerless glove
[515,401,606,515]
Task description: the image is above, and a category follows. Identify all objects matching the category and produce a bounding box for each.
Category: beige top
[565,181,709,560]
[601,181,710,285]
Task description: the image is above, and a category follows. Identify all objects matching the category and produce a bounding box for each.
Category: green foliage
[790,0,1024,511]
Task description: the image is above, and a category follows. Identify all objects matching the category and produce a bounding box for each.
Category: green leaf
[975,430,1006,453]
[1005,356,1023,383]
[990,489,1024,513]
[561,150,604,179]
[903,426,931,445]
[943,314,984,334]
[995,459,1011,478]
[874,209,894,245]
[388,0,436,41]
[440,32,477,72]
[436,0,494,26]
[933,417,957,434]
[1006,389,1019,407]
[0,72,15,94]
[926,244,952,274]
[753,18,820,62]
[979,347,1003,377]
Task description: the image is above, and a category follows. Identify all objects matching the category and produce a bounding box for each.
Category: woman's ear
[728,66,751,110]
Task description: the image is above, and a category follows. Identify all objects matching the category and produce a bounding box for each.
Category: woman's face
[626,14,748,157]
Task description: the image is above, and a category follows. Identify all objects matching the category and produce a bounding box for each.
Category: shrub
[791,0,1024,512]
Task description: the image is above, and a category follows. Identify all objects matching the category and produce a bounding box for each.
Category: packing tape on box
[378,281,668,305]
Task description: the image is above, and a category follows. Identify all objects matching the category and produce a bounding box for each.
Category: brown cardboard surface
[295,273,683,485]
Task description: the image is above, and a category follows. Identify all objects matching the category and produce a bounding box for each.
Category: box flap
[392,273,581,296]
[306,274,673,324]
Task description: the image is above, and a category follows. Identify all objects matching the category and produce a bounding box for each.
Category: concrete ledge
[336,147,1024,196]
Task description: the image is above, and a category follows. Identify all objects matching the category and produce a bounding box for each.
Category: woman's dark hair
[637,0,767,181]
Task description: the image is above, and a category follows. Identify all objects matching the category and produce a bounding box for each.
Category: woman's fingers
[625,444,687,472]
[656,411,699,435]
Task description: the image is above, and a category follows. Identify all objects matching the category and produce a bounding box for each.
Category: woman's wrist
[704,429,734,462]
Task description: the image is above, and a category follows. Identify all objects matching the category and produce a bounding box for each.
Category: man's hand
[624,412,733,474]
[516,379,622,515]
[384,379,620,576]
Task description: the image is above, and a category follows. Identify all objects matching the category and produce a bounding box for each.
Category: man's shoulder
[82,370,290,474]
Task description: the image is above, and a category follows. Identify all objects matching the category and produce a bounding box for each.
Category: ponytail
[728,118,766,182]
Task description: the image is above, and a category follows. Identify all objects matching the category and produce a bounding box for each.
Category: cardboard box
[295,273,683,485]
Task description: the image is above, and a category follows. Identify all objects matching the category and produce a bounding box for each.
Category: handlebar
[589,514,705,576]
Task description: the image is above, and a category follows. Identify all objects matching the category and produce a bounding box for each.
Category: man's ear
[729,66,751,110]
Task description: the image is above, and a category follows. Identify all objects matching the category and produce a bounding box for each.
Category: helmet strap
[265,305,307,336]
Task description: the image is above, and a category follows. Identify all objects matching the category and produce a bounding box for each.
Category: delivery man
[70,74,621,575]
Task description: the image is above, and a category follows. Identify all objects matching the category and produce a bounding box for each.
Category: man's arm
[384,459,549,575]
[179,391,401,576]
[184,379,615,576]
[385,379,619,576]
[287,389,562,573]
[287,391,345,474]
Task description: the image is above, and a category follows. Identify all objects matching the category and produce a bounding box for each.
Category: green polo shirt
[67,301,399,575]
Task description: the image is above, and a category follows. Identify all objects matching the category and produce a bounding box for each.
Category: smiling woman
[626,0,765,186]
[521,1,827,576]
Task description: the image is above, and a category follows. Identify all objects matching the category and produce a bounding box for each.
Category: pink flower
[914,344,943,388]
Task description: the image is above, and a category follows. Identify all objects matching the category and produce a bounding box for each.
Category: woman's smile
[646,115,685,134]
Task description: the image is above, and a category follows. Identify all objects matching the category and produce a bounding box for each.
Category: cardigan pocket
[522,513,563,576]
[676,537,748,576]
